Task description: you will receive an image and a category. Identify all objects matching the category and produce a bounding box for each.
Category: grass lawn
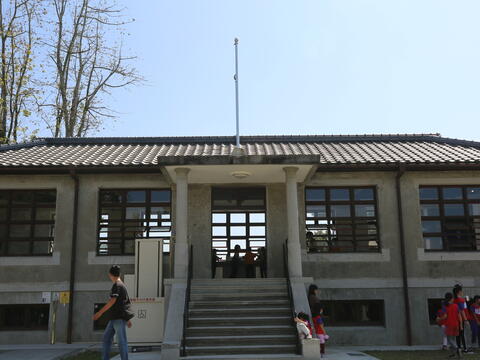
[62,350,117,360]
[366,350,480,360]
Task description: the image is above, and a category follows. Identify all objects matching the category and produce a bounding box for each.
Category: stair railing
[283,240,302,355]
[181,245,193,357]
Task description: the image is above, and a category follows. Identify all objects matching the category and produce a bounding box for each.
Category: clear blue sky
[104,0,480,140]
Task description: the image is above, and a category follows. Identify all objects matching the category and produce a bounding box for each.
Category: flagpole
[234,38,240,147]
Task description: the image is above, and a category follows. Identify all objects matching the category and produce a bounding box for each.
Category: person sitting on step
[295,312,312,340]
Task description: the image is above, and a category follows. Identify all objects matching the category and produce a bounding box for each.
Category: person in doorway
[211,248,221,279]
[453,284,473,354]
[469,295,480,349]
[308,284,321,313]
[439,292,463,358]
[244,247,256,278]
[306,231,315,252]
[258,247,267,278]
[230,245,241,278]
[312,303,329,358]
[93,265,133,360]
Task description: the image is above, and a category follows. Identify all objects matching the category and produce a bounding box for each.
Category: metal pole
[67,170,79,344]
[234,38,240,147]
[396,165,413,345]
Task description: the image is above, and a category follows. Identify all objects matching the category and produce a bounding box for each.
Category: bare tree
[0,0,39,143]
[44,0,141,137]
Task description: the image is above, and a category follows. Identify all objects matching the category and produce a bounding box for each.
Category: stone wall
[1,170,480,344]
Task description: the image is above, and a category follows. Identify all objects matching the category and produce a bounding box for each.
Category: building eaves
[0,133,480,170]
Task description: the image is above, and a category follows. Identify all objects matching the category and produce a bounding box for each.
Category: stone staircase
[182,278,300,359]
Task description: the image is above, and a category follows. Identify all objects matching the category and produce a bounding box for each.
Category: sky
[101,0,480,140]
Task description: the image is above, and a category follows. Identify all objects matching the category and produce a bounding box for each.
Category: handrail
[181,245,193,357]
[283,240,301,355]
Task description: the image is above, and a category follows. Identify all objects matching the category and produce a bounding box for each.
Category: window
[321,300,385,326]
[0,190,56,256]
[98,189,171,255]
[0,304,49,330]
[305,187,379,253]
[419,186,480,251]
[427,298,444,325]
[93,303,108,330]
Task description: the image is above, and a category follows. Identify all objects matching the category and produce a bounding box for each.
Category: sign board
[41,292,51,304]
[59,291,70,305]
[127,297,165,343]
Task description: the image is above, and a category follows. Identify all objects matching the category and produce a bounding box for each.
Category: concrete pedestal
[302,338,321,359]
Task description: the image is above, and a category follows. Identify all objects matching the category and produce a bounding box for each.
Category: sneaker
[462,348,474,354]
[442,345,448,351]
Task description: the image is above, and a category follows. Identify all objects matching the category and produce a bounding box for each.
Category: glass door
[211,187,267,277]
[212,211,266,260]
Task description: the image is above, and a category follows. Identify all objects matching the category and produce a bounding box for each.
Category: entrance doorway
[211,187,266,277]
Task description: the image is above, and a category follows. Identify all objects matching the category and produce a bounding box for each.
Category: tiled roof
[0,134,480,168]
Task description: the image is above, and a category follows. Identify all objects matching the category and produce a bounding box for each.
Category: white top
[296,321,312,339]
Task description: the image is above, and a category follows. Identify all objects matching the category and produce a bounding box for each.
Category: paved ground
[109,347,381,360]
[111,351,162,360]
[0,349,77,360]
[0,345,447,360]
[0,344,96,360]
[0,346,385,360]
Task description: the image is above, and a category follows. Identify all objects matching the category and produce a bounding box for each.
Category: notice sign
[127,297,165,343]
[41,292,51,304]
[59,291,70,305]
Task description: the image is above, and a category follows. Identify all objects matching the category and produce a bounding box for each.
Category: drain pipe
[395,165,413,346]
[66,170,80,344]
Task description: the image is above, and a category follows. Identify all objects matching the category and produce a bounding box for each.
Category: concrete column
[284,166,303,278]
[174,168,189,279]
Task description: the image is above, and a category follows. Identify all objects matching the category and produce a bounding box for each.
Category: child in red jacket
[469,295,480,349]
[453,284,472,353]
[436,304,448,350]
[312,303,329,358]
[439,292,463,358]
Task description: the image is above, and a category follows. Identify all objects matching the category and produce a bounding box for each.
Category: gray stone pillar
[284,166,303,278]
[174,167,189,279]
[162,168,190,360]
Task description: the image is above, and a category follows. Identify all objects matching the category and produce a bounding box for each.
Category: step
[185,325,296,337]
[190,299,290,309]
[191,285,287,293]
[185,335,297,347]
[189,308,292,318]
[183,355,302,360]
[191,278,287,286]
[188,316,292,327]
[185,344,298,357]
[190,293,288,301]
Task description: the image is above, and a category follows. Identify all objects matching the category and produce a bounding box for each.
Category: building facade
[0,134,480,346]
